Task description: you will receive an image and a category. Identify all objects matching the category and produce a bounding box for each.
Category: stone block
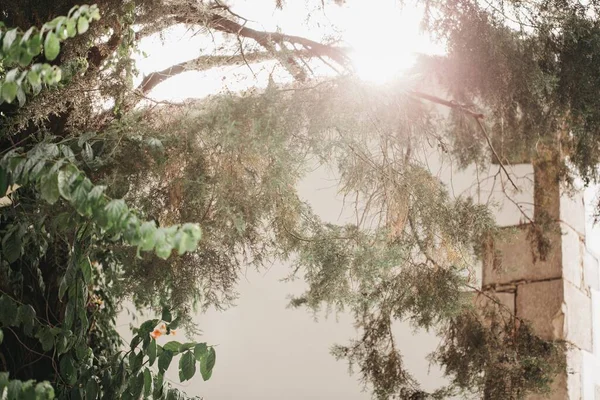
[592,290,600,356]
[582,349,600,399]
[483,225,562,287]
[584,251,600,292]
[562,224,585,289]
[566,347,583,400]
[560,189,586,237]
[564,280,593,352]
[517,279,564,341]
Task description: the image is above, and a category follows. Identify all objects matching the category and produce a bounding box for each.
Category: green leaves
[35,327,55,352]
[0,4,101,107]
[43,32,59,61]
[2,81,17,103]
[194,343,207,361]
[40,172,59,204]
[59,355,77,385]
[0,295,18,326]
[1,225,22,263]
[16,304,36,335]
[162,341,182,352]
[161,307,172,323]
[84,379,98,400]
[178,351,196,382]
[77,17,89,35]
[147,339,157,366]
[104,199,127,226]
[1,144,203,260]
[192,343,216,381]
[158,350,173,375]
[200,347,216,381]
[0,373,54,400]
[143,368,152,397]
[0,166,8,196]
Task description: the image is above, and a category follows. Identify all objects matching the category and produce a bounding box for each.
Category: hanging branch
[409,90,520,192]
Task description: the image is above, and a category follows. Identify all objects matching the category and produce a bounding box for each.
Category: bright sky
[133,0,444,102]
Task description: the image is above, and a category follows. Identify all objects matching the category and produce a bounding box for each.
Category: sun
[340,1,440,83]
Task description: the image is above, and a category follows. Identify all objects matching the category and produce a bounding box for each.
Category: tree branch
[172,9,351,81]
[136,49,318,94]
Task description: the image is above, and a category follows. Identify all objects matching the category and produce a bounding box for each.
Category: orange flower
[150,329,162,339]
[150,322,167,339]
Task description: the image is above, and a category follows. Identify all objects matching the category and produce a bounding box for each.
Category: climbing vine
[0,6,215,399]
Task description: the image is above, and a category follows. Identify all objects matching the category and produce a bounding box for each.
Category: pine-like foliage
[0,0,580,399]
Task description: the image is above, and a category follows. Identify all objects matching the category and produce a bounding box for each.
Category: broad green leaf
[2,29,17,53]
[130,371,144,399]
[0,329,3,345]
[169,316,181,330]
[45,16,65,30]
[178,342,196,352]
[162,341,182,352]
[7,380,22,400]
[2,82,17,103]
[157,350,173,375]
[44,32,60,61]
[58,276,68,301]
[64,301,74,329]
[132,351,144,371]
[40,172,60,204]
[19,51,34,67]
[147,338,157,366]
[130,335,142,350]
[66,18,77,37]
[34,381,54,398]
[27,33,42,56]
[77,17,90,34]
[1,228,21,264]
[178,351,196,382]
[154,231,174,259]
[16,304,36,335]
[0,167,8,196]
[35,326,55,351]
[56,332,68,355]
[72,177,92,215]
[80,257,92,284]
[104,199,127,227]
[138,319,159,336]
[139,221,157,251]
[57,165,78,200]
[21,27,35,43]
[161,307,172,323]
[174,224,202,255]
[16,87,26,107]
[21,380,36,400]
[82,142,93,162]
[143,368,152,397]
[200,347,216,381]
[152,374,164,398]
[90,6,101,20]
[59,354,77,385]
[75,340,88,361]
[85,379,99,400]
[27,70,42,94]
[194,343,207,362]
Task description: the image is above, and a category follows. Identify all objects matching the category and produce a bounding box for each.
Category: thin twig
[474,118,520,192]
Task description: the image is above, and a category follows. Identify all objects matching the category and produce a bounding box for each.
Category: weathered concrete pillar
[482,151,600,399]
